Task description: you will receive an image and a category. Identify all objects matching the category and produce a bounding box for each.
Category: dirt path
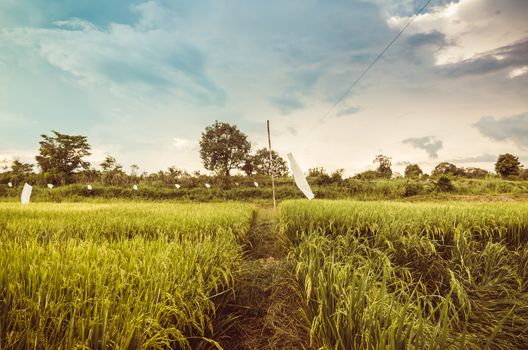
[218,207,309,350]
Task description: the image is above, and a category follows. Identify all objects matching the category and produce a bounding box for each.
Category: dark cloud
[446,153,497,163]
[287,126,297,136]
[336,106,361,117]
[406,31,446,48]
[441,40,528,77]
[403,136,443,159]
[474,112,528,149]
[269,95,304,114]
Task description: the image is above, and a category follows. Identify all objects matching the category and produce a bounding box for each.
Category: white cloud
[172,138,193,150]
[509,66,528,79]
[389,0,528,65]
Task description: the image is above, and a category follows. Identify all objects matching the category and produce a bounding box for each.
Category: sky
[0,0,527,176]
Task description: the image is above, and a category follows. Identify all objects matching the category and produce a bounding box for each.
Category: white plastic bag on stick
[21,183,32,205]
[287,153,314,200]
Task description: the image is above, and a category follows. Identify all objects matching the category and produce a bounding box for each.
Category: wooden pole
[267,120,277,209]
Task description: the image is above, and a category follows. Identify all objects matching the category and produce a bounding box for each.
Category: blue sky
[1,0,527,175]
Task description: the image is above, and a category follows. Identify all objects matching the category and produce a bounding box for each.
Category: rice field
[0,202,255,349]
[280,200,528,349]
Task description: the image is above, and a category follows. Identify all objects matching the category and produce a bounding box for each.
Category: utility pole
[267,120,276,209]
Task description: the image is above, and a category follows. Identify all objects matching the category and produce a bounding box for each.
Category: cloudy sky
[1,0,527,175]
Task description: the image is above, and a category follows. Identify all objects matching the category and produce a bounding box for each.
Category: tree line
[1,122,527,187]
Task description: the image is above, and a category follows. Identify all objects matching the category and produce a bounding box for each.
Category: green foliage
[280,200,528,349]
[462,167,489,179]
[35,130,92,183]
[495,153,521,178]
[352,169,380,180]
[199,121,251,176]
[244,148,288,176]
[0,202,255,348]
[308,166,327,177]
[373,154,392,178]
[435,175,454,192]
[401,181,423,197]
[432,162,460,177]
[404,163,423,179]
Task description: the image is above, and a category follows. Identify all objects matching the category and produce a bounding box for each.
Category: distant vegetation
[1,124,527,200]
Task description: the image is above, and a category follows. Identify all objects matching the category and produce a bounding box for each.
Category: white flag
[87,184,93,190]
[287,153,314,200]
[21,183,32,205]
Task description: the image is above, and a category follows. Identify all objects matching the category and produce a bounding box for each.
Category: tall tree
[199,121,251,176]
[36,131,91,183]
[248,148,288,176]
[431,162,458,177]
[404,164,423,179]
[495,153,521,177]
[374,154,392,178]
[11,160,34,176]
[100,155,121,172]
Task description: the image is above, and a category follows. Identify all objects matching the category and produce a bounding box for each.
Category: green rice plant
[0,202,255,349]
[0,202,254,243]
[280,200,528,349]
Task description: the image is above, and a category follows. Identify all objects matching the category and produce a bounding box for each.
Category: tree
[100,155,125,185]
[308,167,327,177]
[495,153,521,178]
[249,148,288,176]
[374,154,392,178]
[462,167,489,179]
[404,164,423,179]
[36,131,91,183]
[11,160,34,176]
[353,170,380,180]
[199,121,251,176]
[431,162,458,177]
[130,164,140,177]
[100,155,122,172]
[6,160,34,185]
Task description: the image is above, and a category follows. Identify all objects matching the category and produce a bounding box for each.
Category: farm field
[2,199,528,349]
[0,202,255,349]
[280,200,528,349]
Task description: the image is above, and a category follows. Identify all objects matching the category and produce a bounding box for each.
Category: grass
[0,178,527,203]
[2,198,528,348]
[0,202,255,349]
[280,200,528,349]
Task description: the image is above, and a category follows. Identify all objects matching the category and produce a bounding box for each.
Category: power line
[306,0,434,134]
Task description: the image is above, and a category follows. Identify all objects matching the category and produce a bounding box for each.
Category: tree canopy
[199,121,251,176]
[495,153,521,178]
[243,148,288,176]
[374,154,392,178]
[35,131,91,183]
[404,164,423,179]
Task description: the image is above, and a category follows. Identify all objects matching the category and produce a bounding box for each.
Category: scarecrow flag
[287,153,314,200]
